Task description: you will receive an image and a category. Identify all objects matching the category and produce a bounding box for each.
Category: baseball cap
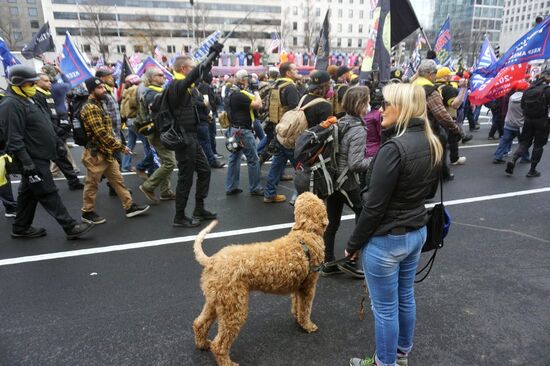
[436,67,455,79]
[85,77,104,93]
[336,66,351,78]
[95,66,113,77]
[308,70,331,90]
[235,69,248,81]
[125,74,141,85]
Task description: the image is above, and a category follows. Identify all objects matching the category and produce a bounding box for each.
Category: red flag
[469,63,528,105]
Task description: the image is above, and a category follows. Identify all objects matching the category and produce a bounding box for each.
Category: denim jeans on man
[362,226,427,366]
[264,141,295,198]
[121,127,159,173]
[494,126,529,161]
[225,127,261,193]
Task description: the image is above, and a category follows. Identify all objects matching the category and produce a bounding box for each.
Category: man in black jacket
[168,45,222,227]
[1,65,93,239]
[34,72,84,190]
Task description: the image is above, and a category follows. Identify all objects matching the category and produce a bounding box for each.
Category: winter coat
[336,114,371,192]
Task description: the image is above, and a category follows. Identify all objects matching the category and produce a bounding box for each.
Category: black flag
[390,0,421,47]
[21,22,55,59]
[373,0,392,81]
[116,54,136,98]
[314,10,330,71]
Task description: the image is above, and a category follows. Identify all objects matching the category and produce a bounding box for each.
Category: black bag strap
[415,169,444,284]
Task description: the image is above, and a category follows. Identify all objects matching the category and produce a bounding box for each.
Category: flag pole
[419,26,432,51]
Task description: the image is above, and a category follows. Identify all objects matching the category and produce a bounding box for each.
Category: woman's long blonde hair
[382,83,443,166]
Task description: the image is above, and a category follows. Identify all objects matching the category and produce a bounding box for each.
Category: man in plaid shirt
[79,77,150,225]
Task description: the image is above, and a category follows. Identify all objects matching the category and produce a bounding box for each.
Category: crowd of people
[1,39,549,366]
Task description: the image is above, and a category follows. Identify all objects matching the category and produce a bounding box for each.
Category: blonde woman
[346,83,443,366]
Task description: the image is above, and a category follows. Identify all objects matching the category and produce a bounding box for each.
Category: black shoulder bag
[416,172,451,283]
[155,87,191,151]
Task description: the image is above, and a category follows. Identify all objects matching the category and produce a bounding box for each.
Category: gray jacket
[505,92,525,130]
[336,114,371,191]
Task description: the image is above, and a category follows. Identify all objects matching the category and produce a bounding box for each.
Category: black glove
[208,41,223,55]
[56,140,67,156]
[23,164,43,184]
[250,81,260,92]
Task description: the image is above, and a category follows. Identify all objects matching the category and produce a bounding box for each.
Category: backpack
[293,118,357,201]
[521,83,549,119]
[134,88,156,136]
[218,86,240,129]
[275,95,330,149]
[69,93,91,147]
[330,84,346,116]
[268,81,292,124]
[120,86,139,119]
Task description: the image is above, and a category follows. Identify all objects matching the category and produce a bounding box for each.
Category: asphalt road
[1,120,549,366]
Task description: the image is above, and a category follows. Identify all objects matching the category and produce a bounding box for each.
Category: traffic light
[494,44,500,59]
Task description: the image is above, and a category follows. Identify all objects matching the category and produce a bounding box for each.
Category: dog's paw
[300,322,318,333]
[195,339,211,350]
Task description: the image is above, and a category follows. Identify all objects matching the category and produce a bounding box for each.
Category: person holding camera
[224,69,263,196]
[1,65,93,239]
[167,44,222,227]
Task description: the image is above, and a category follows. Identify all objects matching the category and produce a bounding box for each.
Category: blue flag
[136,56,173,81]
[192,31,221,63]
[59,32,93,88]
[0,38,21,77]
[470,36,497,91]
[433,16,452,67]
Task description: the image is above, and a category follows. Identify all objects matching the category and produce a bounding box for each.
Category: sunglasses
[381,100,392,110]
[155,73,165,77]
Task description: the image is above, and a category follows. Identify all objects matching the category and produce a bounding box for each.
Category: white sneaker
[451,156,467,165]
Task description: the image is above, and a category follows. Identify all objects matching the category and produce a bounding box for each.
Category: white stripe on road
[1,187,550,267]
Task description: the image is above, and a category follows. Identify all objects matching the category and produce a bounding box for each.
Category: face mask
[22,84,37,97]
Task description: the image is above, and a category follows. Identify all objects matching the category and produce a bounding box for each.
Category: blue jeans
[122,129,159,174]
[225,128,262,193]
[121,128,138,171]
[264,142,295,198]
[198,122,217,166]
[494,127,529,160]
[362,226,427,366]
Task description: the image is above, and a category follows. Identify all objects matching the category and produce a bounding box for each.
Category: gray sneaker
[397,352,408,366]
[349,355,375,366]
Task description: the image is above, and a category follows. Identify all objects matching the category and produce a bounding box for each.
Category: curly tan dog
[192,192,328,366]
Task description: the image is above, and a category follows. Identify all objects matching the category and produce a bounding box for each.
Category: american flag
[129,53,141,69]
[154,46,163,62]
[268,32,280,54]
[370,0,379,13]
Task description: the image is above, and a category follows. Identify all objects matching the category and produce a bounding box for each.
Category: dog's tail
[194,220,218,266]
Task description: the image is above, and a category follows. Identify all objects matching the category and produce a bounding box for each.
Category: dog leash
[300,239,350,272]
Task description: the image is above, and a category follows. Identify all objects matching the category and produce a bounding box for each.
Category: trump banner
[470,36,498,91]
[192,31,222,63]
[434,16,452,67]
[59,32,93,88]
[0,37,20,77]
[136,56,173,81]
[470,16,550,105]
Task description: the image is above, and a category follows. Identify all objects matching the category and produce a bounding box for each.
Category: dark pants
[54,147,80,187]
[513,118,550,169]
[259,121,276,159]
[448,130,461,163]
[208,119,218,155]
[197,122,217,166]
[323,189,362,263]
[434,126,452,179]
[174,135,211,219]
[489,115,505,139]
[0,176,17,213]
[13,158,76,233]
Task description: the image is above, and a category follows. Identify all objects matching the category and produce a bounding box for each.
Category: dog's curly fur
[192,192,328,366]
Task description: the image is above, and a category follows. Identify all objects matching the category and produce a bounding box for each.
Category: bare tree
[301,0,317,51]
[0,16,16,49]
[78,0,114,60]
[279,7,293,51]
[128,15,160,55]
[244,22,270,51]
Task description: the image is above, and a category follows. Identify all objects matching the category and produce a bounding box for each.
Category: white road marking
[1,187,550,267]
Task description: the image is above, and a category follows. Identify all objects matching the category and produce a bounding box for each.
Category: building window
[244,46,251,53]
[13,32,23,41]
[10,7,19,16]
[359,24,363,33]
[100,45,109,54]
[167,45,176,53]
[358,38,362,47]
[348,39,352,47]
[133,45,143,53]
[348,24,352,32]
[316,7,320,16]
[359,10,364,18]
[30,20,39,29]
[8,0,16,3]
[27,0,36,3]
[337,38,342,47]
[338,23,342,32]
[116,45,126,53]
[293,6,298,15]
[293,37,297,46]
[338,9,343,17]
[349,9,353,17]
[293,22,298,31]
[228,46,236,53]
[82,44,91,53]
[28,7,38,17]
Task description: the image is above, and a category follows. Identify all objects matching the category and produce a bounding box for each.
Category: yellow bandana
[36,86,51,96]
[148,85,163,93]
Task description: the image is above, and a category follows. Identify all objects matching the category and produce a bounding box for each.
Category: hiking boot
[349,355,376,366]
[264,194,286,203]
[450,156,467,165]
[139,185,159,203]
[193,207,217,221]
[11,226,47,238]
[173,216,200,228]
[526,169,541,178]
[320,264,344,277]
[160,191,176,201]
[81,211,106,224]
[125,204,150,218]
[338,260,365,279]
[505,161,515,175]
[461,134,473,143]
[68,181,84,190]
[226,188,243,195]
[65,222,94,240]
[397,351,408,366]
[280,173,293,181]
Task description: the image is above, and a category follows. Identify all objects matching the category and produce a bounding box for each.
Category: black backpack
[521,83,549,119]
[293,120,359,200]
[223,85,240,124]
[69,93,91,146]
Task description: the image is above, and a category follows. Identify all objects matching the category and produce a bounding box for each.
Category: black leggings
[323,189,362,262]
